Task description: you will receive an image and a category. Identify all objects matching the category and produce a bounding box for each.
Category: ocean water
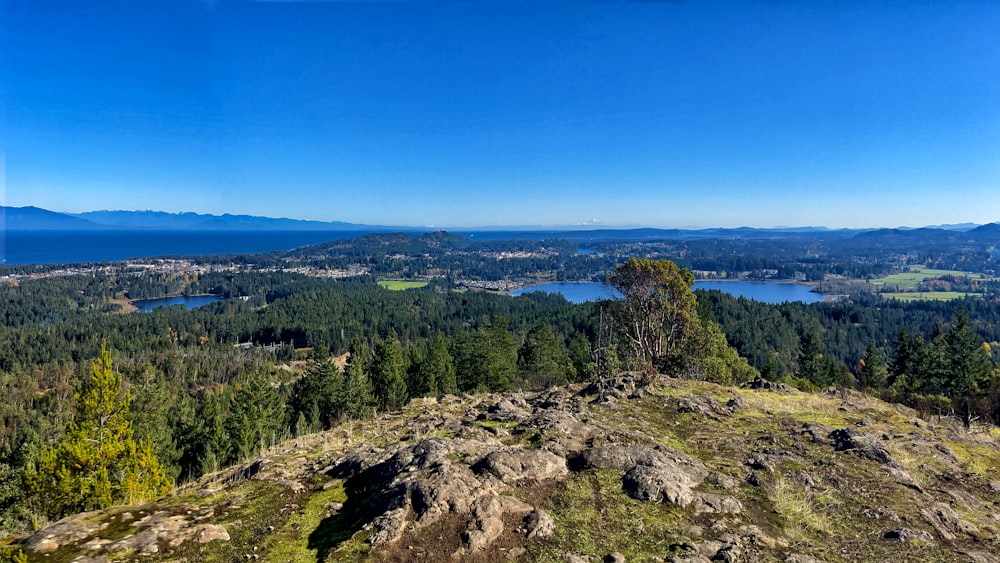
[1,230,364,265]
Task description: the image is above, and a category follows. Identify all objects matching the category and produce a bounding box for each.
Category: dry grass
[769,475,830,538]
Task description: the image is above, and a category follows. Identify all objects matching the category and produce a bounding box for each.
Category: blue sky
[2,2,998,229]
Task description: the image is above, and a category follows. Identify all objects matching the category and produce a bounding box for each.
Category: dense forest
[2,232,1000,541]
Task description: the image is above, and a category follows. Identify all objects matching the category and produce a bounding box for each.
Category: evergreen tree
[567,333,594,382]
[923,321,950,395]
[128,362,182,484]
[227,374,285,463]
[472,317,519,392]
[518,322,573,389]
[688,320,759,386]
[858,342,887,392]
[25,344,171,520]
[289,351,342,431]
[412,334,455,397]
[796,331,825,387]
[371,336,409,411]
[944,308,994,397]
[343,346,375,420]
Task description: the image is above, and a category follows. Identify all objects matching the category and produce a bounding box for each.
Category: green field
[882,291,982,302]
[377,280,429,291]
[871,266,982,291]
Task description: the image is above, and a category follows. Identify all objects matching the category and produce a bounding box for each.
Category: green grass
[871,267,981,291]
[535,469,687,560]
[377,280,429,291]
[882,292,982,301]
[264,480,349,563]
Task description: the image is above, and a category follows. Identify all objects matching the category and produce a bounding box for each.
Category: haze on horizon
[2,2,998,230]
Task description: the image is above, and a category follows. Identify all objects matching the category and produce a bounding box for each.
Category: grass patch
[882,292,982,301]
[264,480,349,563]
[377,280,429,291]
[535,469,686,560]
[944,441,1000,476]
[769,475,830,538]
[734,389,852,428]
[872,267,981,290]
[167,480,291,563]
[473,420,519,430]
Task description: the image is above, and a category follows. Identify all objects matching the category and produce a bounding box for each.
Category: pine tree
[343,349,375,420]
[371,337,408,411]
[25,344,171,520]
[472,317,518,392]
[858,342,887,392]
[796,331,825,387]
[411,334,455,397]
[944,308,993,398]
[227,374,285,462]
[518,322,574,388]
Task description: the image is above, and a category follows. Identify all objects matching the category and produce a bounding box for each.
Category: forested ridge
[1,237,1000,548]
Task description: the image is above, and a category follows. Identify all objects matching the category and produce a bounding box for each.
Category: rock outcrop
[17,375,1000,562]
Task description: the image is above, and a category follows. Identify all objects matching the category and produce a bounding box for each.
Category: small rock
[197,524,231,543]
[706,472,738,491]
[524,509,556,539]
[934,443,956,458]
[604,553,626,563]
[742,377,794,393]
[746,452,773,472]
[697,540,724,556]
[884,528,934,542]
[829,428,899,467]
[791,470,816,488]
[726,396,747,411]
[691,493,743,514]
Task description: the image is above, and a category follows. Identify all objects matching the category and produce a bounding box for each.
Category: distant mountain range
[1,206,387,232]
[1,206,996,242]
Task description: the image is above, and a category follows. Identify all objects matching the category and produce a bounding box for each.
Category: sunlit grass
[377,280,429,290]
[882,292,982,301]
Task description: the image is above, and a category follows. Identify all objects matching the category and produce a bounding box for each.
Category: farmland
[377,280,430,291]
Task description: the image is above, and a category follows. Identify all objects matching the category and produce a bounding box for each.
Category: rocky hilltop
[13,375,1000,562]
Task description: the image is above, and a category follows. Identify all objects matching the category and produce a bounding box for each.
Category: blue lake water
[132,295,223,312]
[511,281,826,304]
[511,282,622,303]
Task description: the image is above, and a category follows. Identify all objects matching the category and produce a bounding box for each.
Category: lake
[511,281,827,304]
[132,295,224,312]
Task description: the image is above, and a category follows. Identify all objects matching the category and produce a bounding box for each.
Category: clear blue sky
[2,1,998,229]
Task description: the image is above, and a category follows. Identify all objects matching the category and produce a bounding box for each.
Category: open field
[871,266,982,291]
[882,291,983,302]
[377,280,429,291]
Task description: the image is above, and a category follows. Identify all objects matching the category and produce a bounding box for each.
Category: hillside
[72,210,375,231]
[10,375,1000,562]
[1,206,102,230]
